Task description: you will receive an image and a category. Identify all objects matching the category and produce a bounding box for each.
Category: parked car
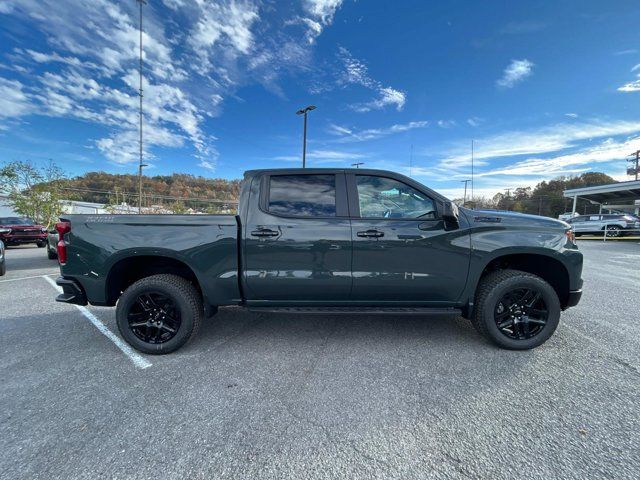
[53,168,583,354]
[0,239,5,276]
[46,230,58,259]
[0,217,48,247]
[558,212,579,221]
[566,214,640,237]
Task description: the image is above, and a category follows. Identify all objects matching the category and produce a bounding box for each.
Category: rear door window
[267,174,336,217]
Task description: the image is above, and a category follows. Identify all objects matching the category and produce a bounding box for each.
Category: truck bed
[58,214,242,307]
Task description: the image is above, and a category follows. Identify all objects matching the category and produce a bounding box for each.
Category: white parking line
[42,275,152,370]
[0,273,58,283]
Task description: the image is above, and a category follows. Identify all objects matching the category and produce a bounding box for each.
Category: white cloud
[565,113,578,118]
[188,1,260,73]
[618,63,640,92]
[437,119,456,128]
[474,136,640,178]
[496,59,534,88]
[302,0,344,43]
[329,120,429,142]
[614,49,638,56]
[467,117,483,127]
[352,87,406,113]
[437,119,640,169]
[618,80,640,92]
[0,78,34,120]
[274,149,364,163]
[337,47,407,112]
[2,0,342,171]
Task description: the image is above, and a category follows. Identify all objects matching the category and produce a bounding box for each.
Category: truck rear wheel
[472,269,561,350]
[116,274,203,354]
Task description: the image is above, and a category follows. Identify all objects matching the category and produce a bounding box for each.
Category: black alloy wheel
[494,288,548,340]
[127,292,182,344]
[472,269,561,350]
[116,274,203,354]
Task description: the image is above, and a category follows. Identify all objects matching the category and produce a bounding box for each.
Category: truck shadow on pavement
[192,307,488,354]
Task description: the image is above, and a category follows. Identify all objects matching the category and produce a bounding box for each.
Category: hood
[459,207,570,230]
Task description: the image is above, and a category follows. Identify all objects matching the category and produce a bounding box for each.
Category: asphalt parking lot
[1,241,639,479]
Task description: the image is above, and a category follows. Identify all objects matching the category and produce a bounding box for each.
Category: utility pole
[471,139,475,207]
[628,150,640,180]
[460,179,470,206]
[296,105,316,168]
[351,162,364,168]
[137,0,148,214]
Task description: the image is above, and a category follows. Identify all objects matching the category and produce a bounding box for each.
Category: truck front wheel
[116,274,203,354]
[472,269,561,350]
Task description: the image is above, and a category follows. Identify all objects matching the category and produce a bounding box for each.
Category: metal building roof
[563,180,640,204]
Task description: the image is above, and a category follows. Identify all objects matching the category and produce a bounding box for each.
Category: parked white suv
[566,214,640,237]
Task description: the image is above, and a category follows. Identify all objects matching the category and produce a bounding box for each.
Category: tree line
[1,159,621,226]
[454,172,617,218]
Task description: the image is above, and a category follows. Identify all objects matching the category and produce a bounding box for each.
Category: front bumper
[2,235,47,244]
[55,277,88,306]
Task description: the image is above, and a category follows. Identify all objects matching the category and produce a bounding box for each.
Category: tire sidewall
[480,275,561,350]
[116,280,195,354]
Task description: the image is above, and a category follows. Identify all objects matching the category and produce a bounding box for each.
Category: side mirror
[442,201,460,230]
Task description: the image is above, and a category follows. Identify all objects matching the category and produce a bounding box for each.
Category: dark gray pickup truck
[54,168,583,354]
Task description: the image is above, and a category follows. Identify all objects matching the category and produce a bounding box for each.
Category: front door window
[355,175,436,219]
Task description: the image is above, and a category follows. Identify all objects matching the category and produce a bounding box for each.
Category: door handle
[357,229,384,238]
[251,228,279,237]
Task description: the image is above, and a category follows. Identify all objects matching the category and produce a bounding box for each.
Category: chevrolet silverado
[53,168,583,354]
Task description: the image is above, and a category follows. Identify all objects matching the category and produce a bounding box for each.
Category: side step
[248,306,462,316]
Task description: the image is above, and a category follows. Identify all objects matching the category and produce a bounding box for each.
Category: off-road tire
[472,269,561,350]
[116,274,203,355]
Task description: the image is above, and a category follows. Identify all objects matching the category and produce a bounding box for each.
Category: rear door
[347,173,470,303]
[243,172,352,302]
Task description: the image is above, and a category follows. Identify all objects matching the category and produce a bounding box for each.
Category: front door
[243,172,352,302]
[348,173,470,303]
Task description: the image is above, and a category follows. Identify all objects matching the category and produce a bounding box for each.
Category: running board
[247,306,462,316]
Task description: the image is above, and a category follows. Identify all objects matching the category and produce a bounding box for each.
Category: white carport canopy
[564,180,640,214]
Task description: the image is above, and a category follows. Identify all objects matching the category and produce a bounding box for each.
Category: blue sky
[0,0,639,199]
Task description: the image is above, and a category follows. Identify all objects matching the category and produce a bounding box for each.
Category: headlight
[41,227,48,233]
[0,228,11,234]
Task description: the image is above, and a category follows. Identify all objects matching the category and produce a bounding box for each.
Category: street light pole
[296,105,316,168]
[137,0,148,214]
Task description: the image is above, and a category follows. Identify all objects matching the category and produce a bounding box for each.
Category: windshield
[0,217,35,225]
